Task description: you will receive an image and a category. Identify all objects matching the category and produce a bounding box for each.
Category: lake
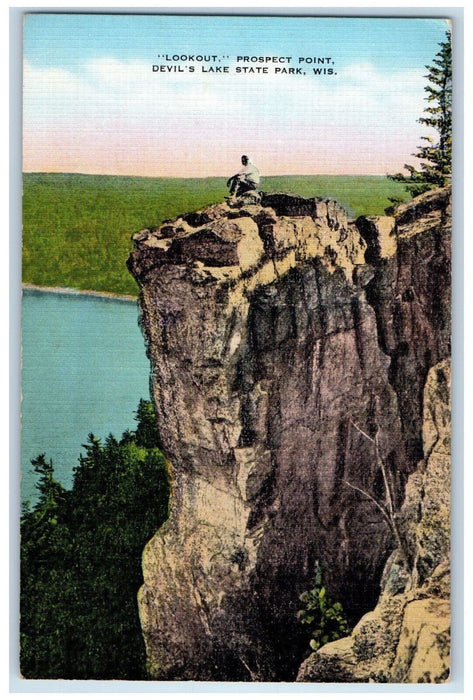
[21,289,152,504]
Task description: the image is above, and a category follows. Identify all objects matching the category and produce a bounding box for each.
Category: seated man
[227,155,261,198]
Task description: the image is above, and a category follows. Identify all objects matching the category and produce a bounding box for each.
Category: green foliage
[384,196,405,216]
[389,32,452,196]
[134,398,162,449]
[20,400,170,679]
[22,173,229,296]
[22,173,412,296]
[297,563,351,652]
[263,175,411,218]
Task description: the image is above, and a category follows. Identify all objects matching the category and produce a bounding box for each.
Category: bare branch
[344,418,413,579]
[348,419,375,444]
[342,479,391,527]
[374,432,395,519]
[239,656,259,682]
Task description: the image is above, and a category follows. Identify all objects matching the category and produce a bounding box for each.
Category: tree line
[20,399,170,680]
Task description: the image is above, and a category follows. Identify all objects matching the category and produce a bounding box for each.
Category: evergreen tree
[134,399,162,449]
[389,31,452,197]
[20,400,170,680]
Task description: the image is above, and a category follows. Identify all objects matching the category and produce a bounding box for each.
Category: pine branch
[387,30,451,192]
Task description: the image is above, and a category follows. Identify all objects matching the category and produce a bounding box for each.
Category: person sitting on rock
[227,155,260,198]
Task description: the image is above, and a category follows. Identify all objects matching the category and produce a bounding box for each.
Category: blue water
[21,290,152,504]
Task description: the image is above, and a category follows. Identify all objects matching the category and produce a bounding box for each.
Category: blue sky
[24,14,445,73]
[23,13,450,176]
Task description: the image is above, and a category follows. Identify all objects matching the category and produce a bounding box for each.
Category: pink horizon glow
[23,131,421,178]
[23,44,432,179]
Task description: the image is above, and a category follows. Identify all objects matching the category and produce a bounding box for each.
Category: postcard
[19,11,453,685]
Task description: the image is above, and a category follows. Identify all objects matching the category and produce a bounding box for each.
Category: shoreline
[22,283,138,302]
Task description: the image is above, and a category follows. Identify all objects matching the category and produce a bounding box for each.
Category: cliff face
[297,358,451,683]
[128,187,451,682]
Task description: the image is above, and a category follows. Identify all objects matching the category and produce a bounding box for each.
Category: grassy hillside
[22,173,410,297]
[263,175,410,218]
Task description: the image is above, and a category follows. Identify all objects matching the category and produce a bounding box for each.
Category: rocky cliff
[297,358,451,683]
[127,186,451,682]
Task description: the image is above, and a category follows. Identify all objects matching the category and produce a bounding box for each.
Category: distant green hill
[22,173,411,297]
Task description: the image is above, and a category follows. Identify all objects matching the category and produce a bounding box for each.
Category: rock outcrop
[127,187,451,682]
[297,359,451,683]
